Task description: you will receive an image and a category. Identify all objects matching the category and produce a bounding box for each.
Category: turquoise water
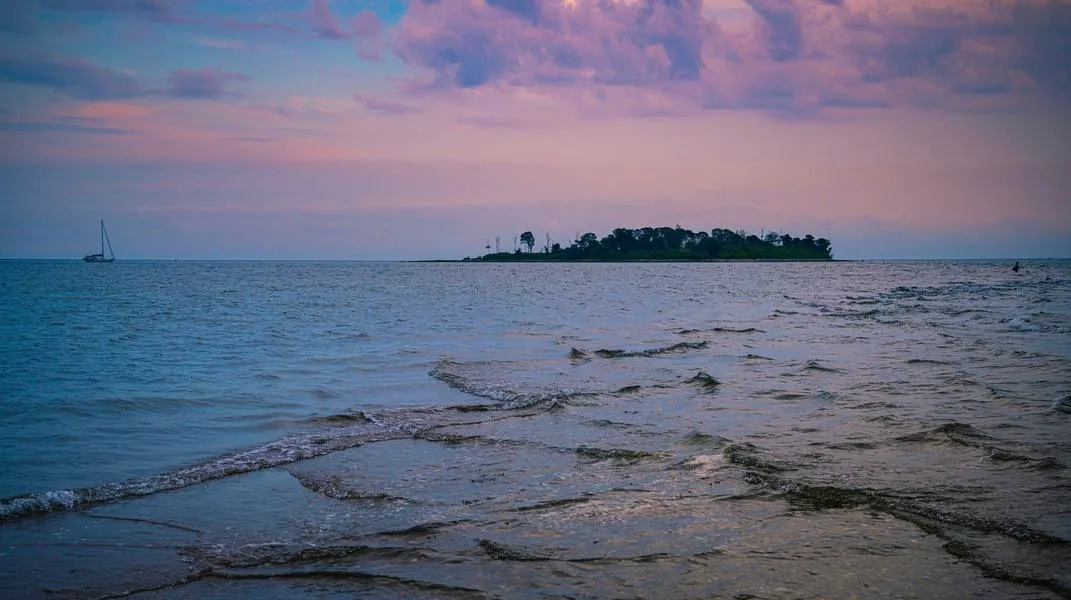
[1,259,1069,598]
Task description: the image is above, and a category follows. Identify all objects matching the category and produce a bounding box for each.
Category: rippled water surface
[1,259,1069,599]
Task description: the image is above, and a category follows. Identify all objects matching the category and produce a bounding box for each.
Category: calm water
[1,260,1069,599]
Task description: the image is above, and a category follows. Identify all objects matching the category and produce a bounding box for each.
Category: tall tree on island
[520,231,535,253]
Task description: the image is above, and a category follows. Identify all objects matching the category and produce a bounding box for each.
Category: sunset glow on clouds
[0,0,1068,259]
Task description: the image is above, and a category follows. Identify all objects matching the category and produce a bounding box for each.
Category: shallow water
[1,259,1069,598]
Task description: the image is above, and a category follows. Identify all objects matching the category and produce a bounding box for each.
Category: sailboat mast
[102,220,115,260]
[100,220,105,255]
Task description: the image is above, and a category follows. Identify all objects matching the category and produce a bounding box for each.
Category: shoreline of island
[441,226,836,263]
[419,257,845,263]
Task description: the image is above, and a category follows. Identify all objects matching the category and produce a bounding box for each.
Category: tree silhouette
[520,231,535,253]
[473,225,833,261]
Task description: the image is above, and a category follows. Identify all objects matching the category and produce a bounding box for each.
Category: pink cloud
[397,0,713,88]
[391,0,1071,115]
[72,101,153,120]
[352,10,387,60]
[308,0,387,59]
[353,92,418,115]
[310,0,347,39]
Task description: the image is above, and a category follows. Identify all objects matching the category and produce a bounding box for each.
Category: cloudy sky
[0,0,1068,260]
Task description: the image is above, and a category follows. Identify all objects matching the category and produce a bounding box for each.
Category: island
[464,227,833,261]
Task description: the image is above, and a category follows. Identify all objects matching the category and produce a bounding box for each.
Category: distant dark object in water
[1012,261,1020,273]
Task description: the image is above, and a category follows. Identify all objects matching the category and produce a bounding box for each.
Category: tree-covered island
[465,227,833,261]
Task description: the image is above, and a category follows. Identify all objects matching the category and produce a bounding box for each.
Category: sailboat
[83,220,117,263]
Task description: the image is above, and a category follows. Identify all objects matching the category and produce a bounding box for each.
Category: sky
[0,0,1068,260]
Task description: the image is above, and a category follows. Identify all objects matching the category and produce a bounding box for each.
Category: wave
[291,472,413,503]
[722,443,791,473]
[711,435,1071,552]
[302,412,373,426]
[183,538,462,574]
[574,445,666,461]
[944,308,990,316]
[735,482,1071,595]
[429,359,585,410]
[515,496,593,512]
[327,331,372,342]
[983,446,1065,470]
[0,423,408,522]
[711,327,764,334]
[1000,316,1071,334]
[477,538,674,565]
[5,388,573,522]
[831,308,880,319]
[687,371,722,390]
[1002,317,1046,332]
[895,422,993,446]
[802,360,844,374]
[479,538,555,562]
[1054,396,1071,414]
[733,448,1071,596]
[743,470,1068,546]
[593,341,709,358]
[582,418,641,430]
[679,327,763,334]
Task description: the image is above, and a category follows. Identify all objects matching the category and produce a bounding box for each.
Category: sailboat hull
[83,220,117,262]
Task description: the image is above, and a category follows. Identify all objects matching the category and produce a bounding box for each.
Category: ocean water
[1,259,1069,599]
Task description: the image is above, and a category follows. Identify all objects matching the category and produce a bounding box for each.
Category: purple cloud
[352,10,387,60]
[0,49,251,102]
[0,51,146,99]
[744,0,807,62]
[311,0,347,39]
[307,1,388,59]
[164,68,247,99]
[486,0,540,24]
[393,0,1071,114]
[396,0,711,89]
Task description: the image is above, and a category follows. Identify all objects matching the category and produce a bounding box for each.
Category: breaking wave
[0,422,409,521]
